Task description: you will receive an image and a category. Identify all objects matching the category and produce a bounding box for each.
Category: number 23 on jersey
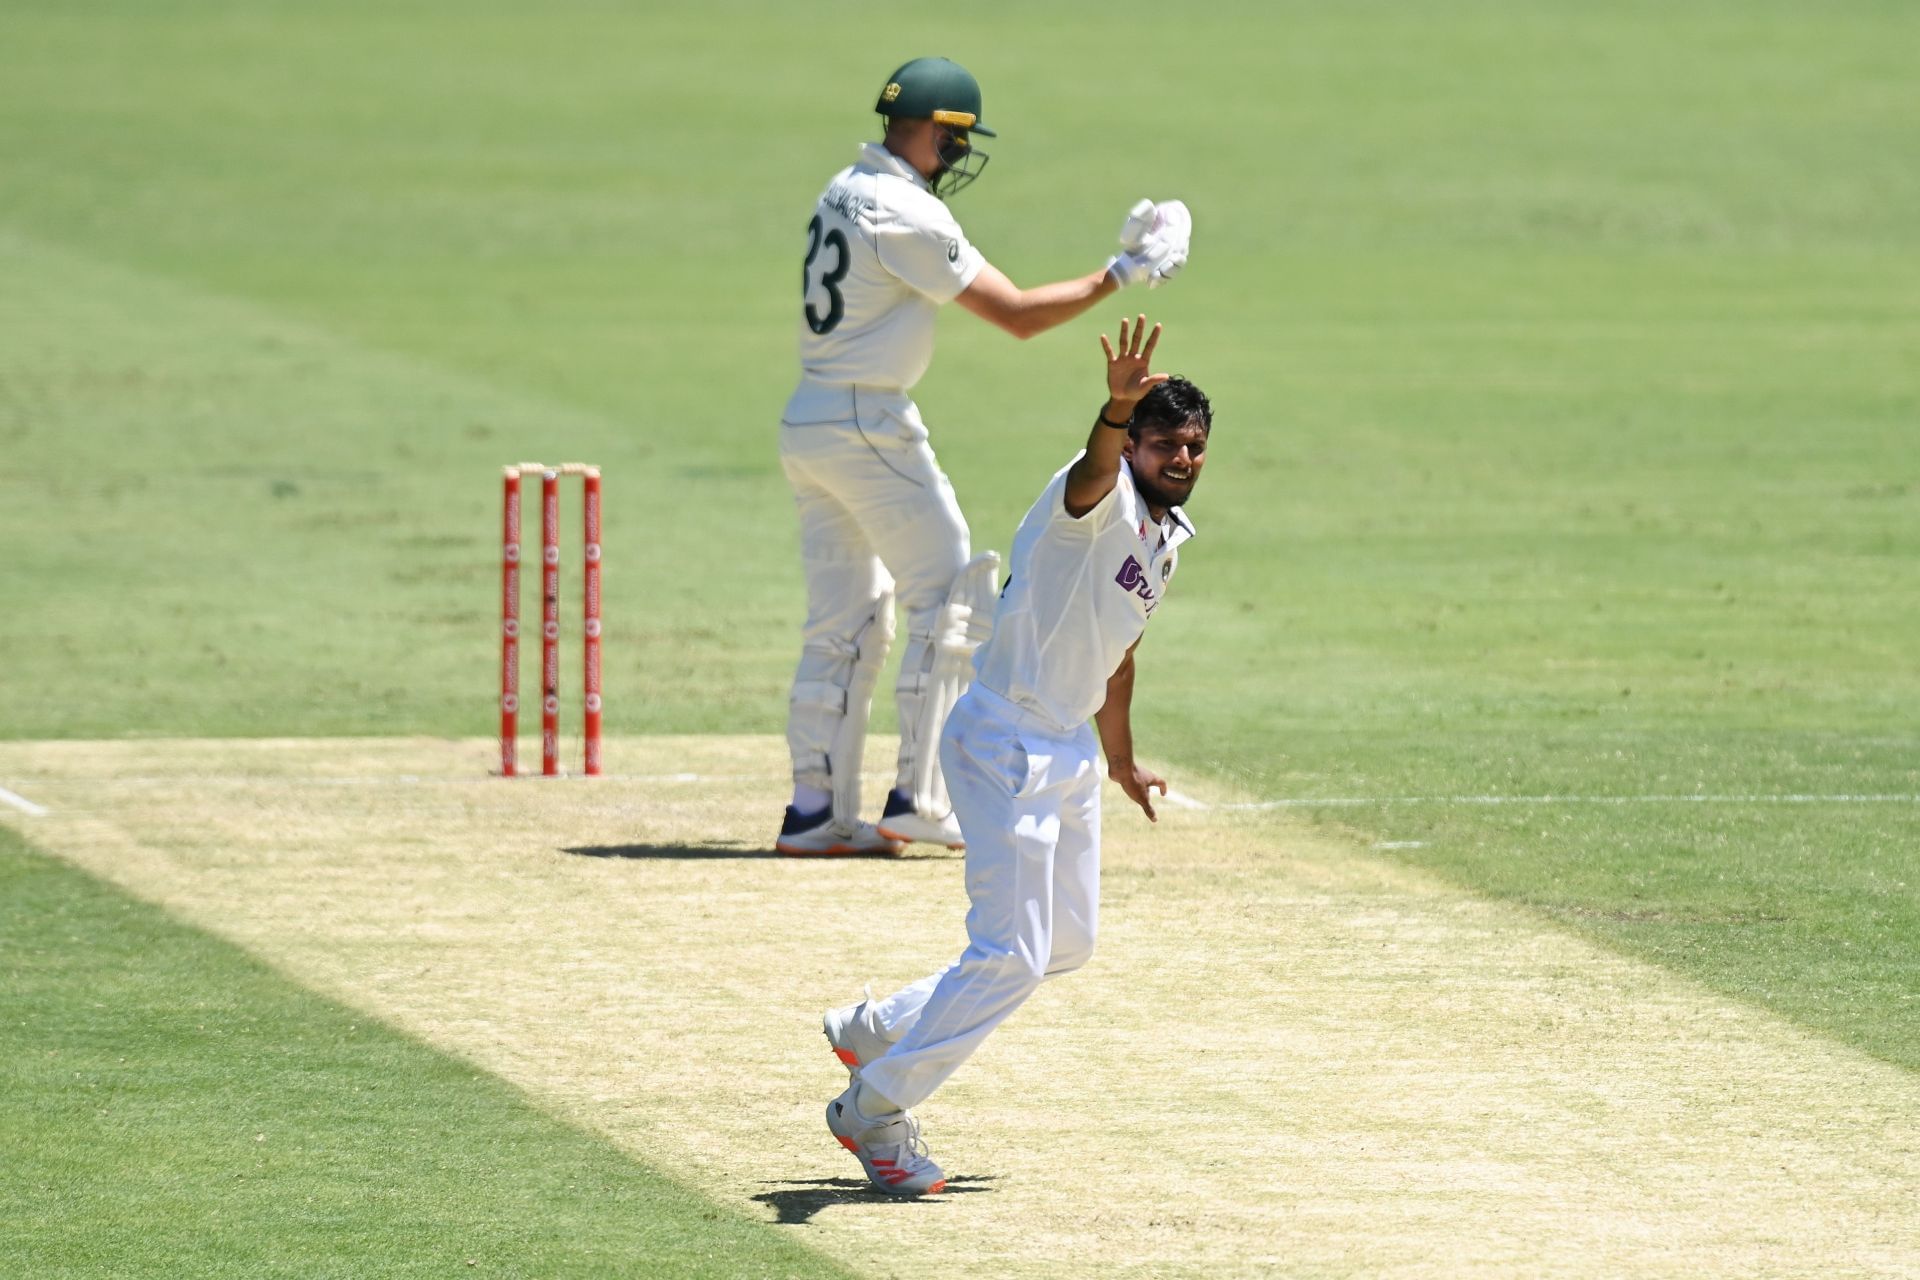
[803,215,848,335]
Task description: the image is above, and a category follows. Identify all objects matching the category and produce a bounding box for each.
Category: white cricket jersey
[795,142,987,391]
[974,454,1196,734]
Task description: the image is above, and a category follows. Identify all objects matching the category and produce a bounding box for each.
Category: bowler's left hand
[1112,761,1168,822]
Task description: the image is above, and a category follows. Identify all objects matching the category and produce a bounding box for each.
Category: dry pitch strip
[3,735,1916,1279]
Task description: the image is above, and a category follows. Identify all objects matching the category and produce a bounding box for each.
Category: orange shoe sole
[874,824,965,851]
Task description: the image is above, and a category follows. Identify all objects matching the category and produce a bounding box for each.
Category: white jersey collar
[859,141,932,192]
[1120,457,1198,549]
[1143,505,1196,553]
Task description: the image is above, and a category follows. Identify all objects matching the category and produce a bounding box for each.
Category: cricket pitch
[2,736,1915,1278]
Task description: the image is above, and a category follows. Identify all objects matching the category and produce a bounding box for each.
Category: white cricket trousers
[859,683,1103,1111]
[779,380,970,797]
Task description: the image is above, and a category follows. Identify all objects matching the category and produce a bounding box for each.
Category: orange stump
[498,463,602,778]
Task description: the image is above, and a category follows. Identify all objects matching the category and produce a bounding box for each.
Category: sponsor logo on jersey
[1114,555,1159,615]
[946,239,959,263]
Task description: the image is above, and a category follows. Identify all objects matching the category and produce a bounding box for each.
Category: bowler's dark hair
[1129,376,1212,437]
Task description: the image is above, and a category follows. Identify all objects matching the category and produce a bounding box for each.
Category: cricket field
[2,2,1915,1276]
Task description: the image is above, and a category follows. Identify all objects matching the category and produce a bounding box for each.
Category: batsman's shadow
[753,1176,997,1225]
[565,842,792,860]
[564,843,954,862]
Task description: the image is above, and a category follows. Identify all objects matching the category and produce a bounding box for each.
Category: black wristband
[1098,410,1132,430]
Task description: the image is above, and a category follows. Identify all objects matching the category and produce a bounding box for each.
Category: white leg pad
[830,590,896,828]
[906,552,1000,818]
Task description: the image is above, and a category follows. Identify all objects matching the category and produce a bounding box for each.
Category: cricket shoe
[822,985,895,1076]
[875,790,965,850]
[776,807,903,857]
[826,1084,946,1196]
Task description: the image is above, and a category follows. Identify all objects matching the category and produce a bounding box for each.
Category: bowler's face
[1126,420,1209,512]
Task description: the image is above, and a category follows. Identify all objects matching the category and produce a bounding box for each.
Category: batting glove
[1117,198,1158,252]
[1108,238,1175,289]
[1150,246,1188,288]
[1146,200,1190,289]
[1108,198,1192,289]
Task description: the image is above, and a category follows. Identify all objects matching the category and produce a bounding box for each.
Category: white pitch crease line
[0,785,50,816]
[1168,793,1920,812]
[14,772,1915,813]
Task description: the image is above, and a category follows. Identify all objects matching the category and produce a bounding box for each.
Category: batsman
[778,55,1193,855]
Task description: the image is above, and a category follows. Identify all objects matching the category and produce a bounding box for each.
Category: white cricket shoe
[775,807,903,857]
[875,793,965,849]
[822,986,895,1076]
[826,1084,946,1196]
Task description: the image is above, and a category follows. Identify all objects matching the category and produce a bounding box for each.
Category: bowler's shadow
[753,1176,997,1225]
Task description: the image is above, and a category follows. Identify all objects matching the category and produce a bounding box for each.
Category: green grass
[0,825,853,1279]
[0,0,1916,1243]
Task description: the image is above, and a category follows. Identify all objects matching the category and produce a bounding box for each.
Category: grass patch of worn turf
[0,821,854,1280]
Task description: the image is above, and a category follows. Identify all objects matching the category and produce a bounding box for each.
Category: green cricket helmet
[875,56,993,196]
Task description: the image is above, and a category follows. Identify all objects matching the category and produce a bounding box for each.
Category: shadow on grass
[564,844,956,861]
[753,1176,998,1225]
[565,842,792,860]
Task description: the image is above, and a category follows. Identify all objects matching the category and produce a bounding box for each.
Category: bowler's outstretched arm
[1065,314,1167,517]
